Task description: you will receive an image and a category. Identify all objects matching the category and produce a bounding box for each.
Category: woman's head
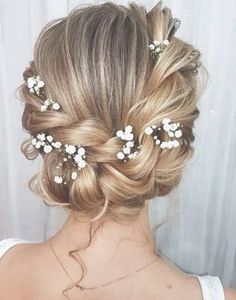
[18,1,204,223]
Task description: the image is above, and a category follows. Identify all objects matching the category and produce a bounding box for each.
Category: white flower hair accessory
[144,118,183,149]
[149,39,170,61]
[31,133,62,153]
[40,98,61,112]
[116,125,142,162]
[26,75,45,96]
[31,132,86,184]
[25,74,61,112]
[148,17,181,61]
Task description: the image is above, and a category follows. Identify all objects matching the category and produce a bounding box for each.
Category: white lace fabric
[0,239,226,300]
[195,275,225,300]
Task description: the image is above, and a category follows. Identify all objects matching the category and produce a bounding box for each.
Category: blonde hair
[17,1,205,224]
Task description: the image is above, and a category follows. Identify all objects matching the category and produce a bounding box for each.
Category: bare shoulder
[0,242,46,298]
[0,241,44,271]
[146,255,204,300]
[224,287,236,300]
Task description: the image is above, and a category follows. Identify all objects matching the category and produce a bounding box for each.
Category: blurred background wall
[0,0,235,288]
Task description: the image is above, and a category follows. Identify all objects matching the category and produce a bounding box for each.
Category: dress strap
[0,238,33,259]
[195,275,225,300]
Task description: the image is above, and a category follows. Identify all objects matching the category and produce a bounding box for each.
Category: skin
[0,200,235,300]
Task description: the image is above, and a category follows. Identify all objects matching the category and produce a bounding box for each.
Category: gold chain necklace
[49,238,159,291]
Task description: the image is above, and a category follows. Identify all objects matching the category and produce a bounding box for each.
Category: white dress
[0,238,226,300]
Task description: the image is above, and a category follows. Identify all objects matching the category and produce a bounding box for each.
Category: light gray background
[0,0,235,288]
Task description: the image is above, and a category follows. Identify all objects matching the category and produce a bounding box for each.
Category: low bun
[17,1,206,223]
